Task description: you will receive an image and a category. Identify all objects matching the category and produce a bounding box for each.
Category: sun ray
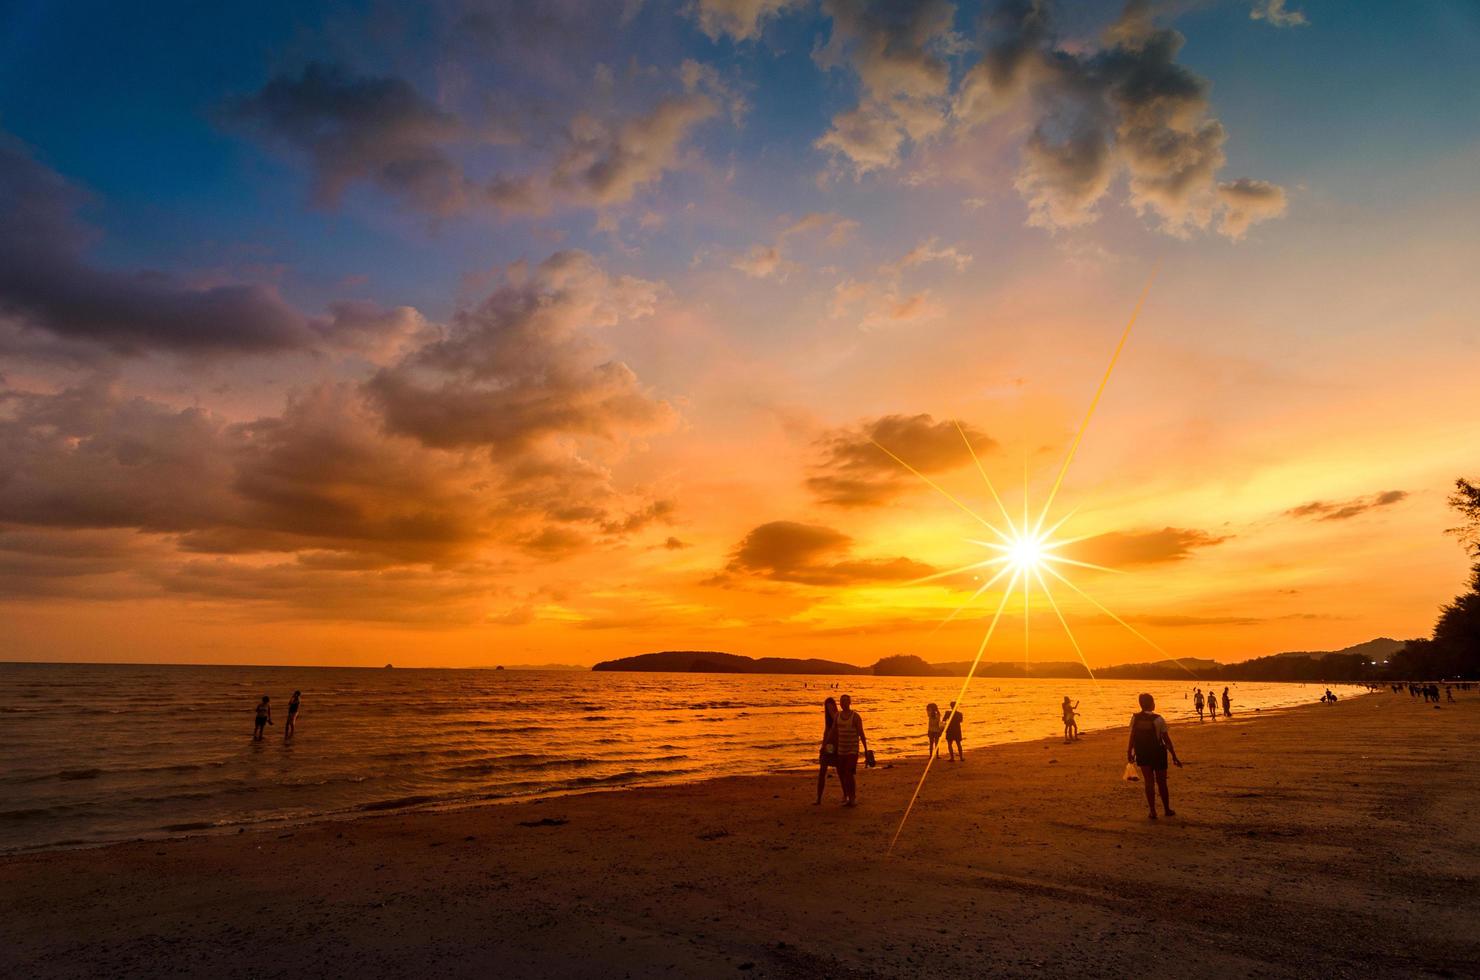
[956,421,1016,530]
[905,552,1014,588]
[876,267,1174,853]
[1033,566,1098,686]
[1040,555,1125,575]
[1035,507,1083,546]
[871,438,1012,542]
[1033,267,1158,536]
[931,562,1017,632]
[1040,563,1200,679]
[888,571,1019,854]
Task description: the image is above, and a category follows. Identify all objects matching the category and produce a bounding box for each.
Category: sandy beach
[2,692,1477,978]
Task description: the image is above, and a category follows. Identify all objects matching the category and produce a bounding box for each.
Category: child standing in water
[926,703,942,758]
[1061,696,1079,743]
[253,696,272,741]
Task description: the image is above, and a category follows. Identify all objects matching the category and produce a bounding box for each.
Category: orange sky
[2,1,1478,668]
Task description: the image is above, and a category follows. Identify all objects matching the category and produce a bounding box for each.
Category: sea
[0,662,1369,853]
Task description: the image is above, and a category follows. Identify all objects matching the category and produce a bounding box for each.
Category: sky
[1,0,1478,669]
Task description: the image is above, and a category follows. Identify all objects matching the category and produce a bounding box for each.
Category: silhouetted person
[1207,693,1218,720]
[926,702,942,759]
[814,697,838,805]
[832,694,868,806]
[1127,693,1182,819]
[1221,687,1231,718]
[1061,696,1079,743]
[1194,689,1205,721]
[944,700,965,761]
[253,696,272,741]
[285,690,301,739]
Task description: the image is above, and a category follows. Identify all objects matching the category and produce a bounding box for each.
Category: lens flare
[880,267,1201,855]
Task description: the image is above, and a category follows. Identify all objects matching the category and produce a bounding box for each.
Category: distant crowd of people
[252,691,302,741]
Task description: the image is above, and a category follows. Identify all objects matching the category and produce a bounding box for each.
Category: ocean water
[0,662,1367,852]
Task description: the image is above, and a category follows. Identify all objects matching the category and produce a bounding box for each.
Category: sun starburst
[882,267,1198,853]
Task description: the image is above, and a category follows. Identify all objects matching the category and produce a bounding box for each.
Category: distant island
[592,638,1408,682]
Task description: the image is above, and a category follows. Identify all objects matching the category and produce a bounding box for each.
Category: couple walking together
[814,695,870,807]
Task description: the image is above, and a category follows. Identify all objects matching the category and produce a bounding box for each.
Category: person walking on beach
[1194,689,1205,721]
[1127,693,1182,820]
[944,701,964,761]
[814,697,839,805]
[284,690,301,739]
[253,696,272,741]
[1207,692,1218,720]
[1221,687,1232,718]
[926,702,943,759]
[832,694,868,807]
[1061,696,1079,743]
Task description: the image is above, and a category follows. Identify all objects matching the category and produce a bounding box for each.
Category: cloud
[1286,490,1409,523]
[228,63,719,217]
[951,0,1287,238]
[1216,179,1289,239]
[0,134,434,360]
[720,520,934,585]
[732,244,785,278]
[367,250,676,452]
[0,249,683,620]
[730,211,859,279]
[885,237,974,273]
[550,94,719,208]
[225,62,474,215]
[809,413,995,506]
[688,0,797,41]
[828,237,970,330]
[1250,0,1308,28]
[1067,527,1229,566]
[814,0,958,173]
[0,138,314,356]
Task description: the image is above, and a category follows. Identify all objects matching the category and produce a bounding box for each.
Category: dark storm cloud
[808,414,995,507]
[1068,527,1229,566]
[1286,490,1408,523]
[720,520,935,585]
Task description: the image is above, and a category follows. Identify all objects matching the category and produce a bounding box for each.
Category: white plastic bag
[1122,762,1140,782]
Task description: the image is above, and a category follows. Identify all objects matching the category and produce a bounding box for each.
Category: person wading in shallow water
[814,697,838,805]
[1127,693,1182,820]
[284,690,301,739]
[832,694,869,807]
[253,696,272,741]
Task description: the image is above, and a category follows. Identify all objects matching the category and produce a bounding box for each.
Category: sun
[873,268,1199,852]
[1007,532,1043,571]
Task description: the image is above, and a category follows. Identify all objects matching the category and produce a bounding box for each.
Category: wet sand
[2,692,1477,978]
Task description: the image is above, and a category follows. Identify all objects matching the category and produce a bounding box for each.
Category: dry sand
[2,692,1477,978]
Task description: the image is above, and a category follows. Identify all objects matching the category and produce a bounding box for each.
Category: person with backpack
[1127,693,1182,820]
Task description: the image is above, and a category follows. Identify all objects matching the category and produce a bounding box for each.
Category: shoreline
[2,685,1368,858]
[4,692,1476,978]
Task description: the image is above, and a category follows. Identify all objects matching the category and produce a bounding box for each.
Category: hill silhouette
[591,639,1407,680]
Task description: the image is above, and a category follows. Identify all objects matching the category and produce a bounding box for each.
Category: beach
[2,692,1476,978]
